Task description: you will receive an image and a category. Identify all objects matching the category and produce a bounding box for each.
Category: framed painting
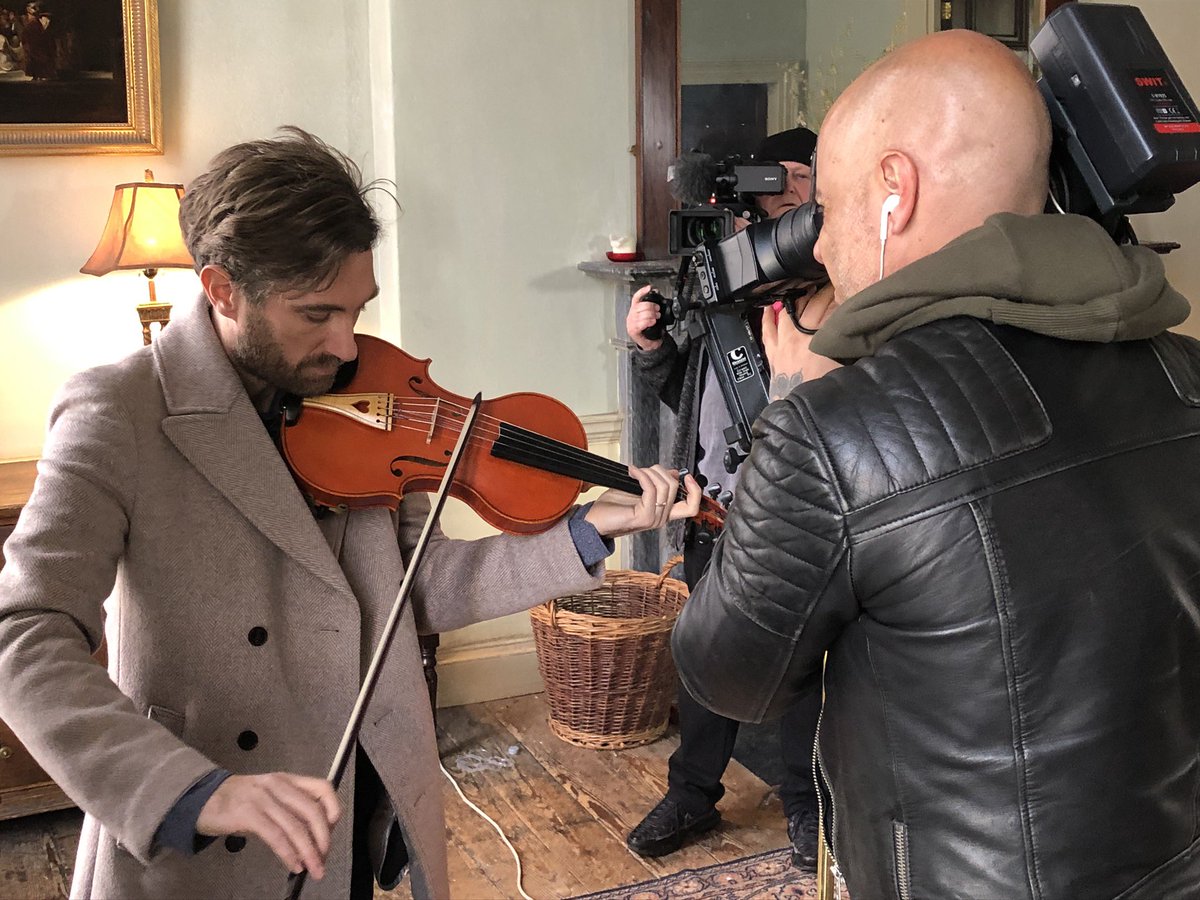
[0,0,161,156]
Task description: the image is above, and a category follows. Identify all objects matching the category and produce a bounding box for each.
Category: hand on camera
[762,282,842,401]
[625,285,665,352]
[584,465,702,538]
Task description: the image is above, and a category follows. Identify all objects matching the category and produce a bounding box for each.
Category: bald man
[673,30,1200,900]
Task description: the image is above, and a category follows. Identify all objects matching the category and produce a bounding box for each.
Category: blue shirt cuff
[155,768,232,856]
[569,502,615,569]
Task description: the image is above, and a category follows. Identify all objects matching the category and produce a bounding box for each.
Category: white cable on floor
[440,760,534,900]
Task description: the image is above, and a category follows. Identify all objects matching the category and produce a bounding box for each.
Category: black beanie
[754,126,817,166]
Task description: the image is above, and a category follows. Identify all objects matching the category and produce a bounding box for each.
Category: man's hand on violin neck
[196,772,341,880]
[585,465,702,538]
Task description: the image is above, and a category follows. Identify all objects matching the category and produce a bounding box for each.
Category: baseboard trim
[579,411,623,449]
[435,634,542,708]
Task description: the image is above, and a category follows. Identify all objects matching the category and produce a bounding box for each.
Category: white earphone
[879,193,901,240]
[878,193,901,280]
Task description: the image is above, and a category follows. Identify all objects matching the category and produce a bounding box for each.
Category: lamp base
[137,301,172,346]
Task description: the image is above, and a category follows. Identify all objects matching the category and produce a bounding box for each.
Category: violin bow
[286,393,484,900]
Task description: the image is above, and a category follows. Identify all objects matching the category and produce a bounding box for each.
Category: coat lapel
[154,295,354,599]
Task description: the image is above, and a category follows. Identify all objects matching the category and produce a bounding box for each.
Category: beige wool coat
[0,295,604,899]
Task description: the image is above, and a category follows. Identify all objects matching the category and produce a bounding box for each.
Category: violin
[279,334,725,535]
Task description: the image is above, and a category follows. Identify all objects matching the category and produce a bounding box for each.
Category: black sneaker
[626,796,721,857]
[787,808,819,871]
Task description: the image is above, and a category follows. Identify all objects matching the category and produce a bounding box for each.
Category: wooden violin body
[281,334,595,534]
[280,334,725,535]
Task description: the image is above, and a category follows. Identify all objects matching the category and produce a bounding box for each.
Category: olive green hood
[810,213,1190,361]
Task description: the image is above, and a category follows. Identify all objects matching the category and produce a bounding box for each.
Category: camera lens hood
[768,202,826,283]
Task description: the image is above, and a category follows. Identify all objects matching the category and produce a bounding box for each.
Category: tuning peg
[706,482,722,499]
[723,447,747,473]
[695,530,714,546]
[717,491,733,507]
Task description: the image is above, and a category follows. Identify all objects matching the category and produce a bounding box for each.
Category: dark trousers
[349,746,381,900]
[666,532,821,818]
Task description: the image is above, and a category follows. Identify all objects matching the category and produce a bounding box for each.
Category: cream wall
[0,1,377,460]
[682,0,807,62]
[388,1,631,410]
[385,1,635,704]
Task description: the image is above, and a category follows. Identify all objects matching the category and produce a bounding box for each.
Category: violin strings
[383,415,643,493]
[382,400,638,485]
[378,414,691,504]
[308,393,693,502]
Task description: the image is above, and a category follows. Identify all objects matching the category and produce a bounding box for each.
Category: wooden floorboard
[0,693,790,900]
[0,807,79,900]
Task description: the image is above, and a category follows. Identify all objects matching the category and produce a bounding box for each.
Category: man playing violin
[0,126,701,900]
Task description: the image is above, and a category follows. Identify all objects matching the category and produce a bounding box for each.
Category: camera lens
[685,216,725,248]
[769,202,826,282]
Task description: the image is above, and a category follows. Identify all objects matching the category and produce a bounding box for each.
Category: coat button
[248,627,268,646]
[225,835,246,852]
[237,730,258,751]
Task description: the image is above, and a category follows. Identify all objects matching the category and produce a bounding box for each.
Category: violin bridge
[302,393,394,431]
[425,398,441,444]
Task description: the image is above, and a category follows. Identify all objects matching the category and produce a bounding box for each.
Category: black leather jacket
[673,317,1200,899]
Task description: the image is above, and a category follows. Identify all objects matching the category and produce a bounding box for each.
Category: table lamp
[81,170,195,345]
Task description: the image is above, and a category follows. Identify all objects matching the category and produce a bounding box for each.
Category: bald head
[813,30,1052,299]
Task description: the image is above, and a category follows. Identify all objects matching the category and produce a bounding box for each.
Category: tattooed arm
[769,371,807,401]
[761,283,842,402]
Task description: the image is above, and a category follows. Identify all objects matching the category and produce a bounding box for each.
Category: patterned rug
[571,848,818,899]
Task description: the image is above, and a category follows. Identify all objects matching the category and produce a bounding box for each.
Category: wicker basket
[530,556,688,750]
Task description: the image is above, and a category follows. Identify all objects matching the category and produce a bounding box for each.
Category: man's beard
[231,306,343,397]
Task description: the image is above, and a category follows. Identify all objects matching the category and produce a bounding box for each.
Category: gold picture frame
[0,0,162,156]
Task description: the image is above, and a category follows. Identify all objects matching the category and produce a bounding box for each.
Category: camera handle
[642,254,696,342]
[642,256,769,475]
[688,305,770,474]
[641,291,675,342]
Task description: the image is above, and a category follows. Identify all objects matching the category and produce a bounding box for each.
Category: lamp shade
[80,169,194,276]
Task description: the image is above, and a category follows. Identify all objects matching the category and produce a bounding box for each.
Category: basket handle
[547,598,559,629]
[656,554,684,588]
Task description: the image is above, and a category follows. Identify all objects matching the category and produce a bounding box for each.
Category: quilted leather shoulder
[795,317,1051,511]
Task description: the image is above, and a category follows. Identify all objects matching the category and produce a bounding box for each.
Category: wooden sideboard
[0,459,81,821]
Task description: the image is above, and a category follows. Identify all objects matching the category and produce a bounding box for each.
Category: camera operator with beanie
[624,126,830,870]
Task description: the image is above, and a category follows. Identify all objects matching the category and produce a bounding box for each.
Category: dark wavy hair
[179,126,384,303]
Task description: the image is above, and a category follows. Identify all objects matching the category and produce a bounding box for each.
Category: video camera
[666,153,787,255]
[691,2,1200,310]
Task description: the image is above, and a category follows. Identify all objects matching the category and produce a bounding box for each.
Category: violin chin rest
[280,393,303,426]
[331,355,360,391]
